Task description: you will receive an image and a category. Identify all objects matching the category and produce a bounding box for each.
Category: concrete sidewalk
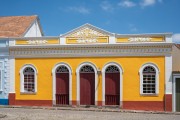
[0,105,179,115]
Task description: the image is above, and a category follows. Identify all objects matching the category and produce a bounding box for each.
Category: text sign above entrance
[66,37,109,44]
[116,37,164,43]
[15,39,60,45]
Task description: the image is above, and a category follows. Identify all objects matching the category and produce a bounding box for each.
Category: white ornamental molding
[10,45,172,58]
[68,28,105,37]
[27,40,48,45]
[76,39,98,43]
[128,37,152,42]
[67,27,107,43]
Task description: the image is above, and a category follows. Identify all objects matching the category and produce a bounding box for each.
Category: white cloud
[140,0,156,7]
[173,34,180,43]
[129,24,138,32]
[118,0,136,8]
[130,27,138,32]
[140,0,163,7]
[100,1,114,12]
[67,6,90,15]
[99,0,163,11]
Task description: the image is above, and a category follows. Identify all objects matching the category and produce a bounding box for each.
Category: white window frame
[139,63,160,95]
[0,61,4,91]
[20,64,38,94]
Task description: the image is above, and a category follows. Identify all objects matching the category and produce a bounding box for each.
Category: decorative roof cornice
[9,42,172,49]
[115,33,173,38]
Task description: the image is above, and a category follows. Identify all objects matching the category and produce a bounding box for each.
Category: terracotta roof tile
[175,44,180,49]
[0,15,37,37]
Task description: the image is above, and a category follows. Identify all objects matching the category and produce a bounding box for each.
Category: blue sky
[0,0,180,42]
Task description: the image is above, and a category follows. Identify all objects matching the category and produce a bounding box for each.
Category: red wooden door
[105,73,120,105]
[56,73,69,105]
[80,73,95,105]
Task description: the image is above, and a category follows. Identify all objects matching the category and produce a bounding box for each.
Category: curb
[0,105,180,115]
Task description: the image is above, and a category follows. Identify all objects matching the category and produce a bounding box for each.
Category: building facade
[0,39,9,105]
[0,15,43,105]
[8,24,174,111]
[172,44,180,112]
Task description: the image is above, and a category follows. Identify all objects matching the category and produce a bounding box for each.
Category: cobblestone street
[0,107,179,120]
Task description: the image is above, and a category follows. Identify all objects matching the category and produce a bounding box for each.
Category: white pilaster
[109,35,116,44]
[165,35,172,43]
[60,37,66,45]
[9,39,15,46]
[165,55,172,94]
[9,57,15,93]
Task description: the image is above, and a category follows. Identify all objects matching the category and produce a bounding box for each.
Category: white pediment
[67,27,106,38]
[61,23,114,38]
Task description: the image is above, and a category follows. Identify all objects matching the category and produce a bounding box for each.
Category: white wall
[165,34,173,43]
[172,45,180,71]
[24,20,42,37]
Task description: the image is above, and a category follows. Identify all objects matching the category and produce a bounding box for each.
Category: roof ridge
[0,15,39,37]
[0,15,38,18]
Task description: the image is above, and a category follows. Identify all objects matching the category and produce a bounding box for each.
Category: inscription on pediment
[67,27,106,38]
[66,27,108,44]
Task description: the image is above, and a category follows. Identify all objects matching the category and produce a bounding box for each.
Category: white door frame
[102,62,124,107]
[52,62,72,105]
[76,62,98,106]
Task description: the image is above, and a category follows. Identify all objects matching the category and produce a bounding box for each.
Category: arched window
[23,67,35,92]
[20,65,37,93]
[139,63,159,95]
[142,66,156,94]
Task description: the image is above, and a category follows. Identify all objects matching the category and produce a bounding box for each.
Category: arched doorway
[80,65,95,105]
[105,65,120,105]
[56,65,69,105]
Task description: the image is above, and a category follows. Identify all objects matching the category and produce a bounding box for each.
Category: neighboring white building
[0,15,43,105]
[172,44,180,112]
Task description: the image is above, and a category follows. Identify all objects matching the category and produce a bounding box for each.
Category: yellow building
[9,24,173,111]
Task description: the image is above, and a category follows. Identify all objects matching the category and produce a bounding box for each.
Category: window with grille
[105,65,119,73]
[56,66,69,73]
[142,66,156,94]
[80,65,94,73]
[23,67,35,92]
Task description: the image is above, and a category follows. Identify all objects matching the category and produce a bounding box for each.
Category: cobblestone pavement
[0,108,179,120]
